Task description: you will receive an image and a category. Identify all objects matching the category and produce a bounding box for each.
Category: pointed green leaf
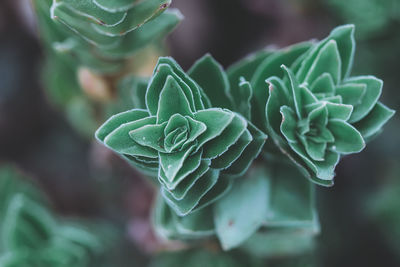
[157,76,193,123]
[328,119,365,154]
[129,122,166,152]
[156,57,204,111]
[162,169,219,216]
[345,76,383,123]
[223,123,267,176]
[353,102,395,139]
[214,168,269,250]
[326,102,353,121]
[188,54,233,109]
[104,116,158,157]
[305,40,342,85]
[335,83,366,106]
[194,109,234,147]
[92,0,171,36]
[96,109,149,141]
[159,149,203,191]
[202,114,247,159]
[310,73,335,94]
[211,129,252,169]
[280,106,297,143]
[165,159,210,200]
[159,145,196,183]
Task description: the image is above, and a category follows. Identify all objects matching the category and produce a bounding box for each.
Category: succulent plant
[229,25,395,185]
[154,162,318,252]
[96,56,267,216]
[0,166,103,267]
[37,0,182,73]
[31,0,182,138]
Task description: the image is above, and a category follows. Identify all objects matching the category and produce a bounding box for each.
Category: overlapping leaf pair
[47,0,182,73]
[229,25,395,185]
[96,57,267,216]
[154,162,319,252]
[0,167,102,267]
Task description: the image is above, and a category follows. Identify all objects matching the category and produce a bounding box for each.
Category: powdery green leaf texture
[96,56,267,216]
[212,164,318,251]
[47,0,182,73]
[228,24,394,186]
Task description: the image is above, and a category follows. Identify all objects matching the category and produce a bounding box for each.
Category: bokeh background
[0,0,399,266]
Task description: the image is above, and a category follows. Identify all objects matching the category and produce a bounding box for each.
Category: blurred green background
[0,0,399,266]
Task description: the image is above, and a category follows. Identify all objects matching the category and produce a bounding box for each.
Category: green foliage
[95,24,394,253]
[0,166,103,267]
[96,57,267,217]
[229,24,395,185]
[35,0,182,73]
[31,0,182,138]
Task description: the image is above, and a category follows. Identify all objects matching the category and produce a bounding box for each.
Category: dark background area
[1,0,399,266]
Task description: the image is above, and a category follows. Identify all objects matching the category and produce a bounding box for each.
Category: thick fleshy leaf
[175,205,215,237]
[326,102,353,121]
[301,137,327,161]
[194,109,234,147]
[251,43,312,126]
[328,119,365,154]
[335,83,366,106]
[188,54,233,109]
[161,169,219,216]
[146,64,194,116]
[223,123,267,176]
[353,102,395,139]
[159,149,203,191]
[309,73,335,94]
[345,76,383,123]
[328,24,355,79]
[265,162,317,225]
[165,159,210,199]
[202,114,247,159]
[283,65,318,118]
[265,77,291,136]
[304,40,342,85]
[159,145,196,183]
[100,10,182,59]
[297,24,355,82]
[93,0,140,12]
[191,176,232,213]
[233,78,253,119]
[156,76,193,123]
[211,129,252,169]
[95,109,149,141]
[104,116,158,157]
[280,106,297,143]
[156,57,204,111]
[55,0,127,26]
[214,168,269,250]
[129,122,166,152]
[91,0,171,36]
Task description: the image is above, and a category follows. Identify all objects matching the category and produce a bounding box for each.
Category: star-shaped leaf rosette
[95,57,267,217]
[228,24,395,186]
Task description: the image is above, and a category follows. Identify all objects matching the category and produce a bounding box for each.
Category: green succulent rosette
[95,56,267,216]
[227,25,395,185]
[266,66,367,185]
